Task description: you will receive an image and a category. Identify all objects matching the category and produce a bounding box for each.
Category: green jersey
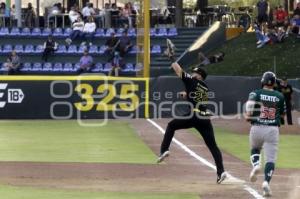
[248,88,285,126]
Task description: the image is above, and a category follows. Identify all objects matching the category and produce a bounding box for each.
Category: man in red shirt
[272,5,289,28]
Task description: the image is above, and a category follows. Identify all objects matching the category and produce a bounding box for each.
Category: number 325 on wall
[74,83,139,112]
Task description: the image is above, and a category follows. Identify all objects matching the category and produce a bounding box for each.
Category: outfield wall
[0,76,299,119]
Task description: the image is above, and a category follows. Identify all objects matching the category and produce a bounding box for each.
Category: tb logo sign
[0,83,25,108]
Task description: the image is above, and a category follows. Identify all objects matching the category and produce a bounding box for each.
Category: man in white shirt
[82,3,95,21]
[69,6,81,24]
[80,16,96,46]
[65,17,85,45]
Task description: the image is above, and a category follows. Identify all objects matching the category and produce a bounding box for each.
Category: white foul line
[147,119,264,199]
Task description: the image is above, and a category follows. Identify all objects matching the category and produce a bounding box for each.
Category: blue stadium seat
[42,28,52,36]
[10,27,20,36]
[116,28,125,37]
[128,28,136,37]
[157,28,168,36]
[35,45,44,53]
[168,28,178,36]
[95,28,105,37]
[150,28,156,36]
[134,63,143,72]
[53,28,64,37]
[32,62,43,71]
[63,63,74,72]
[151,45,161,54]
[21,27,31,36]
[74,63,81,70]
[129,45,139,54]
[14,44,23,53]
[103,62,112,72]
[67,45,77,53]
[89,45,98,54]
[105,28,115,37]
[0,27,9,36]
[122,63,134,72]
[78,45,87,53]
[31,27,41,36]
[53,63,63,72]
[0,63,8,72]
[99,45,107,54]
[43,62,53,71]
[20,62,32,72]
[2,44,13,53]
[56,45,67,54]
[24,44,34,53]
[63,28,72,36]
[91,63,103,72]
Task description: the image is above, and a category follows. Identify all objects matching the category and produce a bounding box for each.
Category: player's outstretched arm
[171,62,183,77]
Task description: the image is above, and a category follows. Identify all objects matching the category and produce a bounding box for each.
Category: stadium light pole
[15,0,21,27]
[143,0,150,78]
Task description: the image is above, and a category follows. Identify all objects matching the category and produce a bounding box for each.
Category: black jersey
[181,71,208,113]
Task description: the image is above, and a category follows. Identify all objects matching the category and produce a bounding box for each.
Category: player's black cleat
[156,151,170,164]
[217,172,227,184]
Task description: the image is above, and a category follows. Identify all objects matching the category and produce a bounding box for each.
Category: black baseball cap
[192,67,207,80]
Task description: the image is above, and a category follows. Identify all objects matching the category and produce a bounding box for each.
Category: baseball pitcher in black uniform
[156,62,227,184]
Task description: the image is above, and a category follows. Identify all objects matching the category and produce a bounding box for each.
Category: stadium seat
[116,28,125,37]
[0,27,9,36]
[95,28,105,37]
[2,44,13,53]
[31,27,42,36]
[53,63,63,72]
[53,28,64,37]
[35,45,44,53]
[168,28,178,36]
[99,45,107,54]
[31,62,43,71]
[74,63,80,70]
[103,62,112,72]
[67,45,77,53]
[91,63,103,72]
[42,28,52,36]
[105,28,115,37]
[157,28,168,36]
[89,45,98,54]
[10,27,20,36]
[43,62,52,71]
[14,44,24,53]
[63,63,74,72]
[24,44,34,54]
[122,63,134,72]
[56,45,67,54]
[0,63,8,72]
[129,45,139,54]
[20,62,32,72]
[151,45,161,54]
[150,28,156,36]
[21,27,31,36]
[63,28,72,36]
[128,28,136,37]
[78,45,87,53]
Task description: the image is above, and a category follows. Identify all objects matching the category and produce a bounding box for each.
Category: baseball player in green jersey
[245,71,286,197]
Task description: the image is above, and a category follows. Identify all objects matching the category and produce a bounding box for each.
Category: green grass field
[207,33,300,78]
[0,120,156,163]
[0,185,199,199]
[192,128,300,169]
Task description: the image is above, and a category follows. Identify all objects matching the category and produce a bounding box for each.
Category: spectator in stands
[272,5,289,28]
[25,3,36,28]
[78,49,94,73]
[105,32,120,61]
[198,52,225,66]
[111,3,119,27]
[81,16,96,46]
[82,2,95,21]
[0,2,10,27]
[42,35,58,62]
[69,6,81,24]
[118,3,131,28]
[4,50,20,75]
[117,30,133,58]
[256,0,269,26]
[279,77,293,125]
[293,2,300,17]
[254,23,285,48]
[48,3,62,27]
[290,15,300,38]
[65,16,84,45]
[10,4,16,26]
[109,52,122,77]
